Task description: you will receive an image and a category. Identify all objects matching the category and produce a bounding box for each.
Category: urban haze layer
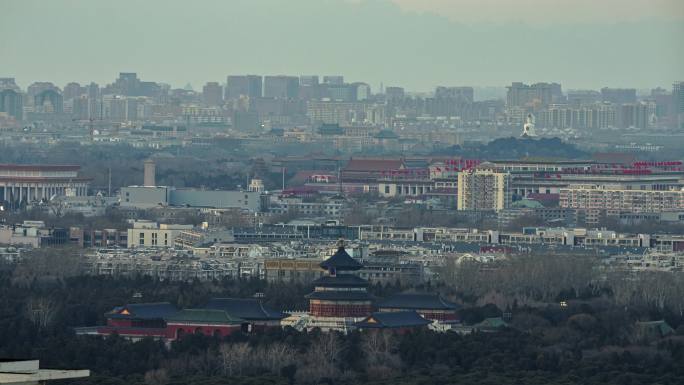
[1,71,684,385]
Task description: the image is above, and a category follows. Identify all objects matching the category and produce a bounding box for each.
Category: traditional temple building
[97,302,178,341]
[204,298,287,331]
[355,310,431,333]
[165,309,244,339]
[84,298,287,341]
[377,293,460,322]
[304,242,373,331]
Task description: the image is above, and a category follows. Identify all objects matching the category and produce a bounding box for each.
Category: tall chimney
[143,159,156,187]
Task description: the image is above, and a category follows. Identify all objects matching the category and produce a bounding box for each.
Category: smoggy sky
[390,0,684,24]
[1,0,683,92]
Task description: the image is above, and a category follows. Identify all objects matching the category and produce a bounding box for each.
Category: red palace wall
[165,323,241,340]
[107,319,133,328]
[96,326,167,338]
[106,319,166,328]
[310,301,373,317]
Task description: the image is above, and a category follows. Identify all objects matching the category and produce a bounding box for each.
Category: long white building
[0,164,89,208]
[560,185,684,213]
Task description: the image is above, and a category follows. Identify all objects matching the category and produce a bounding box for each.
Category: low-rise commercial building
[126,220,193,248]
[120,186,264,211]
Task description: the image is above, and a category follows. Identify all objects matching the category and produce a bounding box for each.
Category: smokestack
[144,159,156,187]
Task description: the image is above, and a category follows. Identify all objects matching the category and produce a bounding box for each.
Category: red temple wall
[310,301,372,317]
[165,323,241,340]
[107,319,133,327]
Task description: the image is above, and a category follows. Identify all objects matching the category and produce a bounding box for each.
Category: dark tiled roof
[204,298,287,321]
[635,320,675,337]
[344,158,404,172]
[305,290,372,301]
[355,311,431,329]
[377,293,459,311]
[311,274,367,287]
[476,317,508,329]
[320,247,363,271]
[106,302,178,320]
[0,164,80,171]
[166,309,243,325]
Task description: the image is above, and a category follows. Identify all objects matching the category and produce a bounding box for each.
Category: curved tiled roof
[0,164,80,171]
[377,293,459,311]
[355,311,430,329]
[320,247,363,271]
[305,290,372,301]
[344,158,404,172]
[166,309,243,325]
[106,302,179,320]
[311,274,367,287]
[204,298,287,321]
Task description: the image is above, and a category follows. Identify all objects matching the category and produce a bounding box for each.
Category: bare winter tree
[144,369,169,385]
[259,342,296,374]
[25,296,59,330]
[442,257,485,299]
[220,342,252,377]
[361,330,401,379]
[296,332,341,383]
[12,246,83,287]
[608,270,684,314]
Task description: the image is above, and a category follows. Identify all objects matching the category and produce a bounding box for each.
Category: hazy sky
[1,0,683,92]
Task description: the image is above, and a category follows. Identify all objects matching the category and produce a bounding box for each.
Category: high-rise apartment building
[28,82,63,114]
[567,90,601,107]
[616,102,650,129]
[300,76,319,87]
[674,82,684,114]
[86,82,101,120]
[0,78,19,91]
[323,76,344,85]
[202,82,223,106]
[457,164,512,211]
[435,86,474,103]
[0,88,23,120]
[226,75,262,100]
[385,87,405,101]
[306,101,385,126]
[506,82,561,108]
[600,87,637,105]
[537,102,620,129]
[671,81,684,129]
[560,185,684,213]
[299,75,320,100]
[63,82,84,100]
[263,76,299,99]
[354,83,371,101]
[113,73,140,96]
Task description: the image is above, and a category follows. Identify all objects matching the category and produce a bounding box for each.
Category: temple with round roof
[305,241,372,320]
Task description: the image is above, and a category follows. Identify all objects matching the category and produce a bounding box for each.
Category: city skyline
[2,0,683,91]
[3,2,684,385]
